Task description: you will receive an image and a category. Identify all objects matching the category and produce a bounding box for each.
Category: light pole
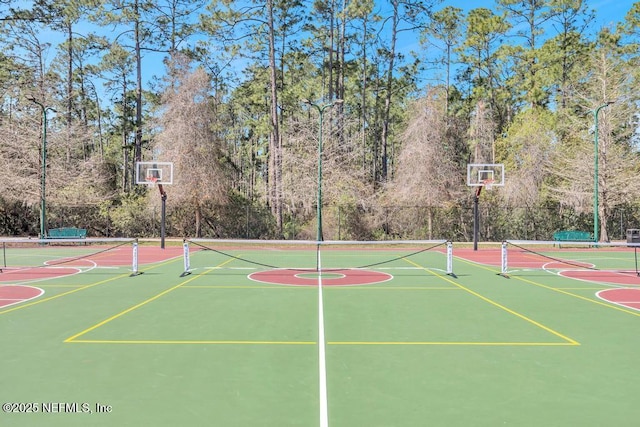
[302,98,343,241]
[29,98,56,239]
[593,101,614,243]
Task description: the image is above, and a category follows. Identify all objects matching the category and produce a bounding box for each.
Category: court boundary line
[64,339,575,346]
[62,263,577,347]
[67,339,317,345]
[328,341,577,346]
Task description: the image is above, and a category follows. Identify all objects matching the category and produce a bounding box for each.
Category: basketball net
[145,176,166,197]
[482,179,495,191]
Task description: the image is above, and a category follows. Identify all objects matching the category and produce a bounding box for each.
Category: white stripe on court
[318,252,329,427]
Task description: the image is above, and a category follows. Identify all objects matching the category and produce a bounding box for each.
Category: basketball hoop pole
[467,164,504,251]
[158,184,167,249]
[135,161,174,249]
[473,186,482,251]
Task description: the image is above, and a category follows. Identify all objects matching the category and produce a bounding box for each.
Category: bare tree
[282,112,370,238]
[469,100,496,164]
[498,108,556,207]
[153,58,229,237]
[388,90,464,238]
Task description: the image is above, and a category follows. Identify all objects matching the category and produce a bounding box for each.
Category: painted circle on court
[597,288,640,311]
[0,285,44,308]
[249,268,392,286]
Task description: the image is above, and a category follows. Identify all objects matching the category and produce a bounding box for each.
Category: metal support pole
[159,184,167,249]
[40,110,47,239]
[317,108,324,241]
[593,101,614,243]
[473,186,482,251]
[302,99,343,242]
[29,99,55,239]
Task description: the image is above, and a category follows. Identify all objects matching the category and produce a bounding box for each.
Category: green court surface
[2,240,640,426]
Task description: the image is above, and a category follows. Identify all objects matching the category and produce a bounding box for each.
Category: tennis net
[0,238,139,276]
[182,239,453,278]
[501,240,640,280]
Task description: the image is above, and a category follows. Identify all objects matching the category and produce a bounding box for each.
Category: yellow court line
[328,341,578,346]
[35,284,87,288]
[180,285,315,289]
[68,339,316,345]
[65,257,236,343]
[403,258,579,345]
[324,286,461,290]
[455,255,640,318]
[179,285,461,290]
[0,255,183,316]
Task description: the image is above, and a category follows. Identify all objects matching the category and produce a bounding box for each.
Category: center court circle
[248,268,393,286]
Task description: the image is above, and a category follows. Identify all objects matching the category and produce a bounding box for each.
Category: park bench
[552,230,593,247]
[47,227,87,239]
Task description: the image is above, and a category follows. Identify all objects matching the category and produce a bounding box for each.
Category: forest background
[1,0,640,242]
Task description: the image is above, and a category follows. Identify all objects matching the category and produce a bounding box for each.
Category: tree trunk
[380,0,399,182]
[267,0,282,235]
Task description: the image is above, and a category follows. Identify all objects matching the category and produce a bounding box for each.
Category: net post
[181,240,191,277]
[446,241,455,277]
[499,241,509,278]
[130,239,141,276]
[316,241,321,272]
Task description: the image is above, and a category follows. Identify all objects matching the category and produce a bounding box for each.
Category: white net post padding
[132,241,139,275]
[446,241,453,275]
[501,241,508,275]
[182,241,191,276]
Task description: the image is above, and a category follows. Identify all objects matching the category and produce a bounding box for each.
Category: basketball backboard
[466,163,504,187]
[135,162,174,185]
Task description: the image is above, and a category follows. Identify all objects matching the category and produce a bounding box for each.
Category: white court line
[318,253,329,427]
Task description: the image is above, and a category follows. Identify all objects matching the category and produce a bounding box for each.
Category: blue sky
[437,0,635,29]
[59,0,639,100]
[385,0,638,86]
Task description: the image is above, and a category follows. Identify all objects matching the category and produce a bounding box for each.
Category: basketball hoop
[145,176,159,185]
[482,179,495,191]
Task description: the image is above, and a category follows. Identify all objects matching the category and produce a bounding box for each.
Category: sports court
[2,238,640,426]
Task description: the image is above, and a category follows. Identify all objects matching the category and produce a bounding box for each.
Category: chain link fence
[6,199,640,242]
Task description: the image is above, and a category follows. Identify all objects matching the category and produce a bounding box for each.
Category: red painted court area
[559,269,640,286]
[0,266,81,283]
[453,248,503,266]
[597,288,640,311]
[249,268,392,286]
[454,248,594,270]
[0,285,43,308]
